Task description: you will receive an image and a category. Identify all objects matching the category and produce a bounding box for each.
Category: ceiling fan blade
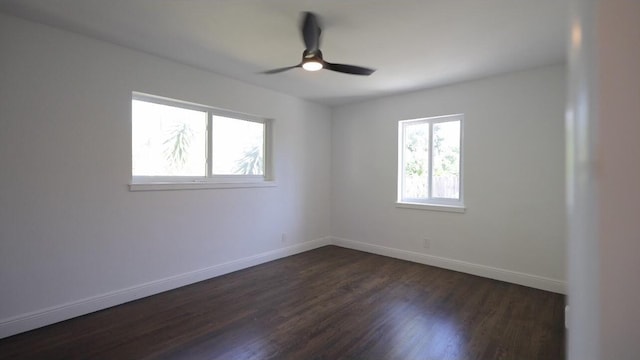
[324,62,375,76]
[261,64,301,74]
[301,12,321,52]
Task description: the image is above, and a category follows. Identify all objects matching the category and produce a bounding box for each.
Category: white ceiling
[0,0,569,106]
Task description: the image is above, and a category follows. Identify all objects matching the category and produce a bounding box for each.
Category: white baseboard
[331,237,566,294]
[0,237,332,339]
[1,236,565,339]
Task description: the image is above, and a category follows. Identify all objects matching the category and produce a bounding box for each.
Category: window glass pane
[432,120,461,199]
[132,100,207,176]
[402,122,430,199]
[211,116,264,175]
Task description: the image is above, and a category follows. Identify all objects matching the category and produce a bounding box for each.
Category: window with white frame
[131,93,272,190]
[398,114,463,210]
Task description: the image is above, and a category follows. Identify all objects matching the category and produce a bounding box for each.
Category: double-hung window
[398,114,464,211]
[130,93,273,190]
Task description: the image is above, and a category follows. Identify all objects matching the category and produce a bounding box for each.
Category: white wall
[567,1,640,359]
[331,64,566,290]
[596,2,640,357]
[0,14,332,336]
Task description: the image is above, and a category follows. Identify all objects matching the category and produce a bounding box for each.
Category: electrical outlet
[281,233,287,244]
[423,238,431,249]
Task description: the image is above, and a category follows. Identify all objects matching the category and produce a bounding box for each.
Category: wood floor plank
[0,246,565,359]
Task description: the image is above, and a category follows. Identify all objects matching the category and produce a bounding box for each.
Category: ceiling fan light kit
[302,61,323,71]
[263,12,375,76]
[302,50,323,71]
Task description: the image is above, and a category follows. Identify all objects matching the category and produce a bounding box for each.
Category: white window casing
[130,92,274,191]
[397,114,465,212]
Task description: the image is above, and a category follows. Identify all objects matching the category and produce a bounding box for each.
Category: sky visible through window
[132,100,207,176]
[211,115,264,175]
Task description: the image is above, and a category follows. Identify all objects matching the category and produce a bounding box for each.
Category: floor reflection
[387,299,466,359]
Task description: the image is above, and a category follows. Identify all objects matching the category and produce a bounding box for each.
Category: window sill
[395,202,466,213]
[129,181,277,192]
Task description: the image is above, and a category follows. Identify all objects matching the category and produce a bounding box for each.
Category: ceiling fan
[262,12,375,76]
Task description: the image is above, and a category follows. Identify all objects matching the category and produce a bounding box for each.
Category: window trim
[129,180,277,192]
[397,113,465,211]
[130,92,274,191]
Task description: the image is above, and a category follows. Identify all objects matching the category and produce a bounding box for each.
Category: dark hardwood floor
[0,246,565,359]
